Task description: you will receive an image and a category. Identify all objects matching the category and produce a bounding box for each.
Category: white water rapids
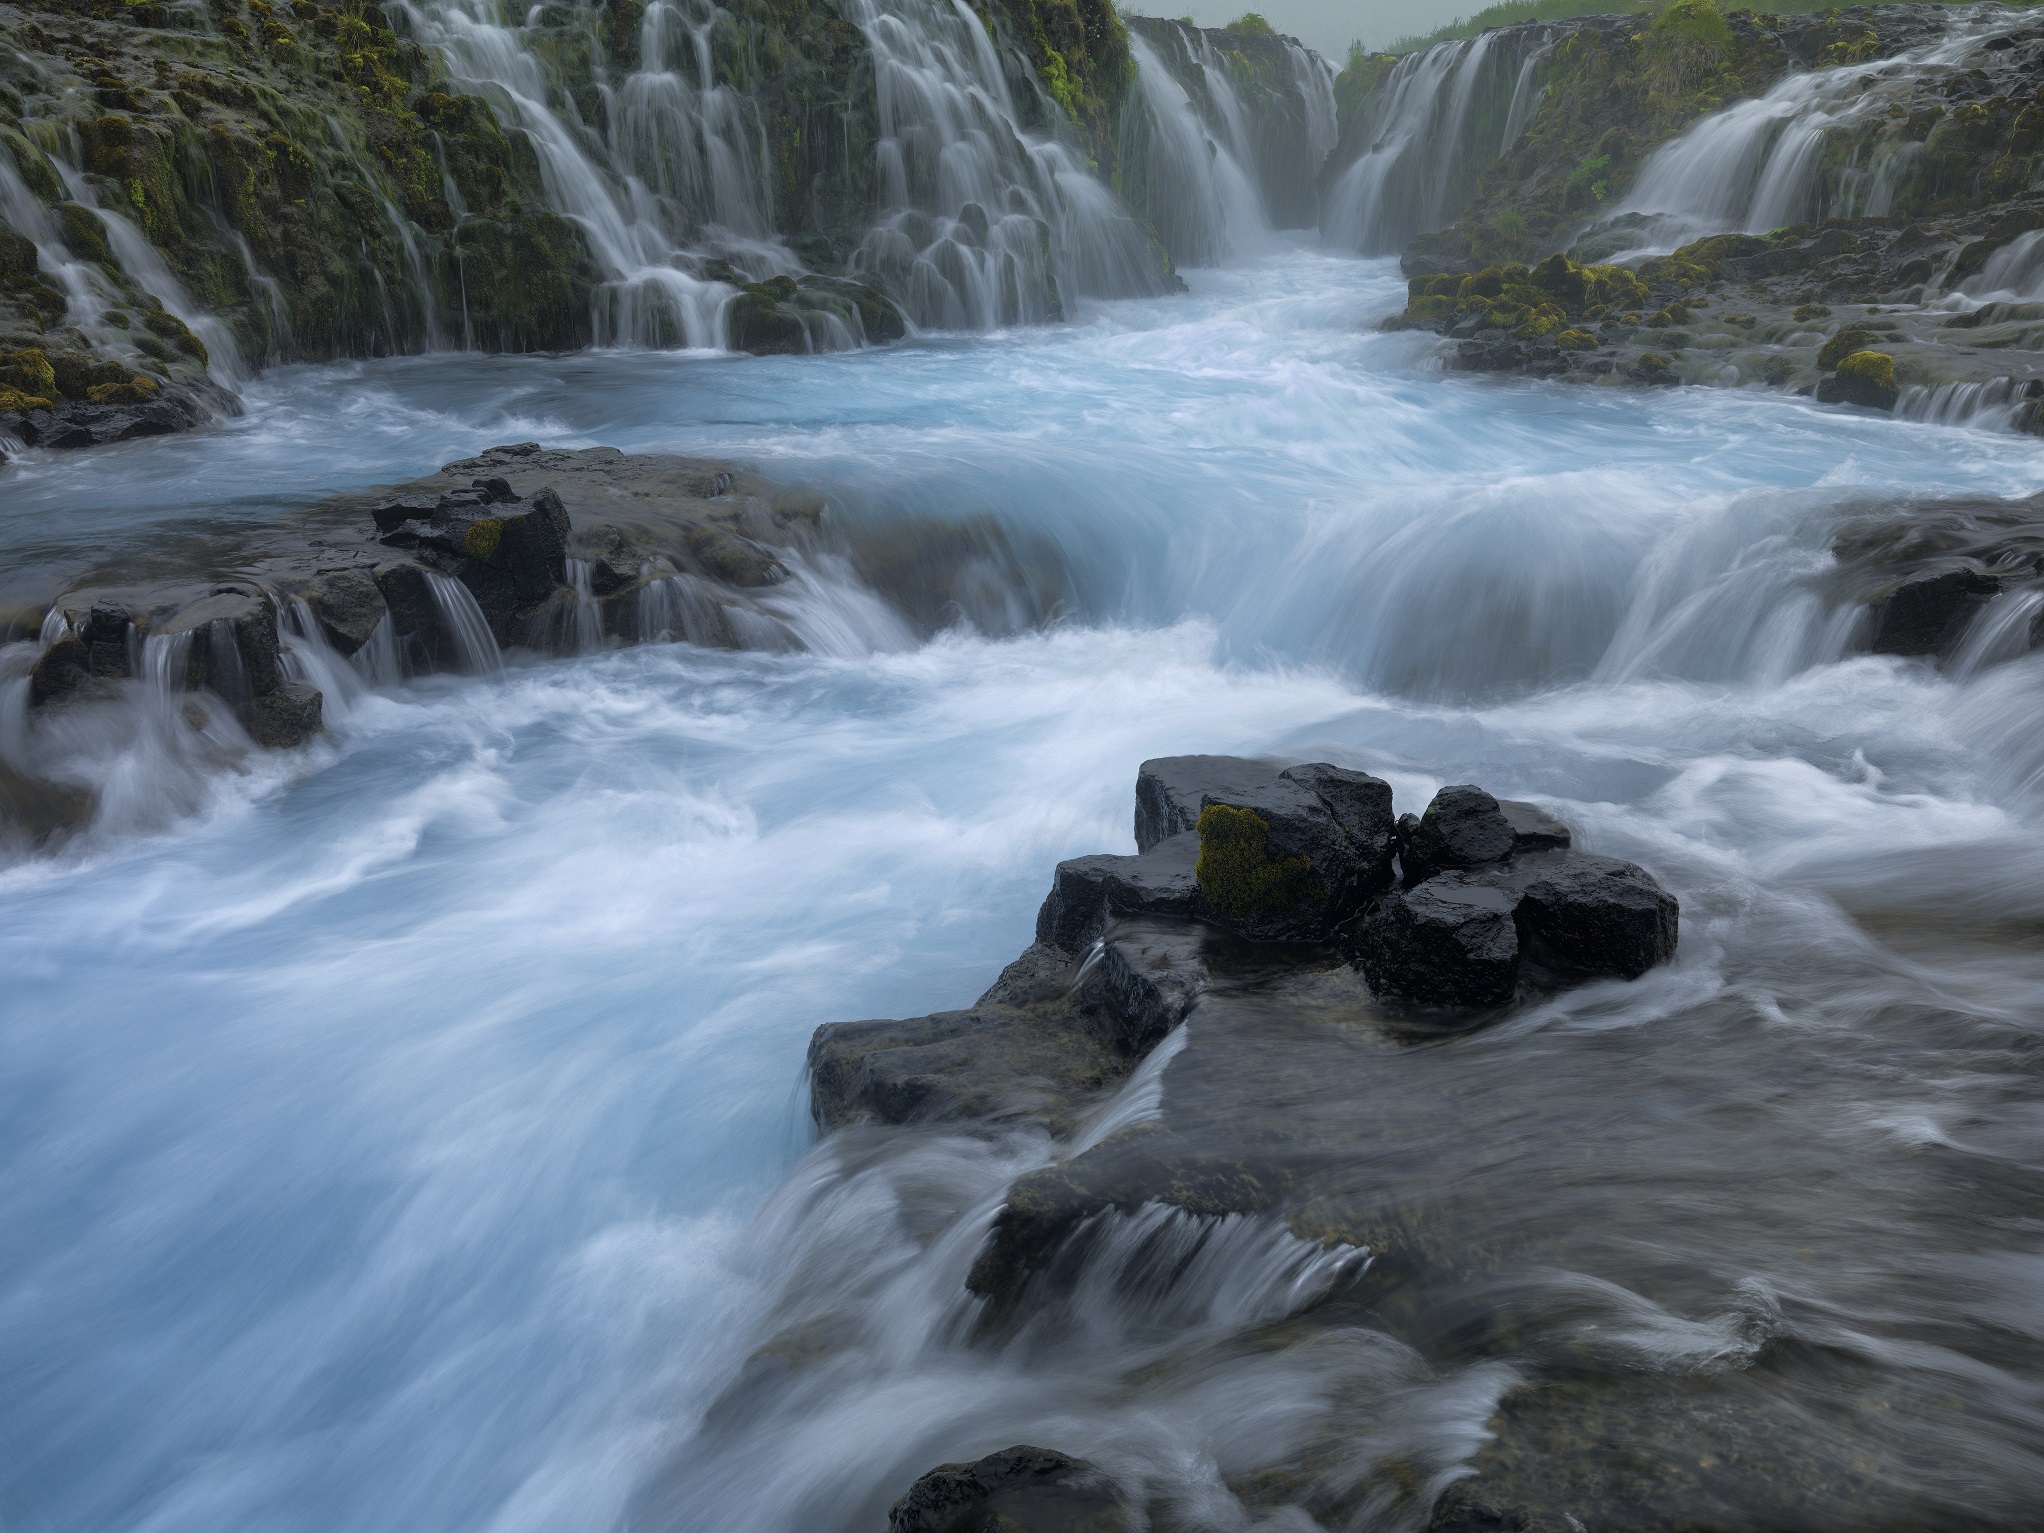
[4,246,2044,1529]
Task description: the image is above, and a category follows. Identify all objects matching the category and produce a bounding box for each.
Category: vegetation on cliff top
[1382,0,2044,53]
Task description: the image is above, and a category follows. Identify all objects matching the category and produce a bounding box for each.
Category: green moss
[0,348,58,400]
[1195,804,1315,916]
[85,375,161,403]
[462,519,504,559]
[1817,327,1876,370]
[1835,349,1896,391]
[1224,12,1273,34]
[1556,326,1597,350]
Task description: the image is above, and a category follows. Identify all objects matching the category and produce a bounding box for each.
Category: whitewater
[4,244,2044,1530]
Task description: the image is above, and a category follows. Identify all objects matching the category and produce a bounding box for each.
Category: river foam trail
[3,243,2043,1530]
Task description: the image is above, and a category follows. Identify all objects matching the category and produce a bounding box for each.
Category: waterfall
[1602,19,2007,256]
[424,573,506,677]
[0,142,135,364]
[845,0,1161,328]
[49,160,249,386]
[393,0,743,349]
[1121,19,1337,263]
[1123,34,1269,268]
[1320,28,1554,256]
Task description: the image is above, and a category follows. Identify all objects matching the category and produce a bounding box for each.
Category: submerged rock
[1871,567,2004,657]
[889,1446,1125,1533]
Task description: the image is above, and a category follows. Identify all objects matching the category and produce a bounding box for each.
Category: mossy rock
[85,375,161,405]
[0,348,57,400]
[1406,294,1457,322]
[1836,349,1896,391]
[1556,327,1597,351]
[0,384,56,413]
[1194,803,1314,917]
[1817,327,1878,371]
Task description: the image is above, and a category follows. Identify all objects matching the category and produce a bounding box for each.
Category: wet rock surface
[822,758,2044,1533]
[888,1446,1126,1533]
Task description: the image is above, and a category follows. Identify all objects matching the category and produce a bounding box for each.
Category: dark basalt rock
[1135,754,1284,851]
[300,570,388,655]
[1357,850,1679,1008]
[159,590,284,702]
[6,394,200,452]
[889,1446,1125,1533]
[1404,784,1516,885]
[28,634,91,706]
[1815,369,1899,410]
[1097,921,1212,1054]
[241,680,323,749]
[1355,871,1523,1008]
[1036,830,1204,950]
[1871,567,2004,657]
[1510,852,1679,980]
[380,484,572,645]
[1498,799,1571,854]
[79,600,132,679]
[372,561,440,642]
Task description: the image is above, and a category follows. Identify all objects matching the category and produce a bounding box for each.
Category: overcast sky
[1137,0,1479,59]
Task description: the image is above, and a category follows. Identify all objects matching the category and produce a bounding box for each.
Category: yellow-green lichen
[1836,349,1896,391]
[463,519,504,559]
[1195,804,1314,916]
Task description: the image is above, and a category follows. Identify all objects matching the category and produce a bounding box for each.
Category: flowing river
[4,245,2044,1529]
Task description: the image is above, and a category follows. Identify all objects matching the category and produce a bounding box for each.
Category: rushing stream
[5,246,2044,1529]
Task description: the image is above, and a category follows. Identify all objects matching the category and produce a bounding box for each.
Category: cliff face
[1321,4,1979,268]
[0,0,1195,434]
[0,0,593,376]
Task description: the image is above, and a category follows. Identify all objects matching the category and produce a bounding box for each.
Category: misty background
[1139,0,1501,57]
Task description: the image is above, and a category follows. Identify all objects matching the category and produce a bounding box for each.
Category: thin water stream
[3,247,2044,1530]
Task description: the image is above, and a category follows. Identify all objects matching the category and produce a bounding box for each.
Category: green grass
[1373,0,2041,55]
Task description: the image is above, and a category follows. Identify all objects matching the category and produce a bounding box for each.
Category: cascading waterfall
[846,0,1162,328]
[1121,34,1269,268]
[1603,19,2006,255]
[393,0,748,348]
[1320,28,1554,256]
[1120,19,1336,261]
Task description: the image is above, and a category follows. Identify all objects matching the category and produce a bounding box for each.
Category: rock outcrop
[812,756,1678,1141]
[889,1446,1126,1533]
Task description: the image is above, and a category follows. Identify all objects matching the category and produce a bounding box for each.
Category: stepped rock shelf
[806,757,1959,1531]
[0,441,1072,845]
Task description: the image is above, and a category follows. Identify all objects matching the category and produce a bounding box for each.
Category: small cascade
[279,599,371,715]
[0,141,124,348]
[424,573,506,677]
[562,560,607,653]
[845,0,1162,328]
[1895,377,2030,431]
[139,630,194,702]
[1949,587,2044,679]
[350,615,406,689]
[1604,20,2008,256]
[1122,33,1269,268]
[1320,27,1555,256]
[635,572,728,646]
[50,157,249,385]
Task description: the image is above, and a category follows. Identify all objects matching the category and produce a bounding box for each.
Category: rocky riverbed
[809,752,2038,1533]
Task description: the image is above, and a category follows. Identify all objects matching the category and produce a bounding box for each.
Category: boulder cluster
[1041,755,1678,1012]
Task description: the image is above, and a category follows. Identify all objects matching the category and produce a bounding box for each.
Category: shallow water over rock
[2,245,2043,1531]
